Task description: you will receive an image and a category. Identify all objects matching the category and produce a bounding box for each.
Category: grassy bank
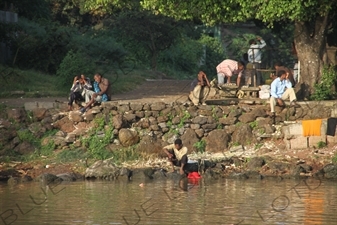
[0,65,178,98]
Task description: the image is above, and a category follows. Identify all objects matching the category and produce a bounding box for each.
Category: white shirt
[247,39,266,63]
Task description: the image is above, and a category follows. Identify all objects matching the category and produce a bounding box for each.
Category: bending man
[163,139,188,175]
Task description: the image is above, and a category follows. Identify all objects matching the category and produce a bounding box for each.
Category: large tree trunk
[294,15,329,99]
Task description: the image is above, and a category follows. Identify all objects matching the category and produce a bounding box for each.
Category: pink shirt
[216,59,243,78]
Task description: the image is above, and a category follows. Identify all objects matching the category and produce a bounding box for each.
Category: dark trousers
[68,91,84,106]
[168,150,188,168]
[252,62,263,86]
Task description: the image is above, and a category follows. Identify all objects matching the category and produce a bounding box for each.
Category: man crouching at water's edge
[163,139,188,175]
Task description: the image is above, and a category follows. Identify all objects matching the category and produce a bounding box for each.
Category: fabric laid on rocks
[302,119,322,136]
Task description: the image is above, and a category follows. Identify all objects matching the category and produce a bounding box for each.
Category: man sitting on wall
[189,71,211,106]
[270,70,300,122]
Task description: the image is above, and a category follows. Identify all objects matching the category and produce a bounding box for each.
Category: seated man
[68,74,92,111]
[163,139,188,175]
[189,71,211,106]
[272,62,296,87]
[270,70,300,119]
[216,59,245,86]
[80,73,111,113]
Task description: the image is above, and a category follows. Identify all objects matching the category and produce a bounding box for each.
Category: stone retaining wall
[2,99,337,155]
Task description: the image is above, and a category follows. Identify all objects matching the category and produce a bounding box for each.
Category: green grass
[0,65,64,98]
[0,65,172,98]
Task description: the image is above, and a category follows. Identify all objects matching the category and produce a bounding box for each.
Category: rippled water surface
[0,177,336,225]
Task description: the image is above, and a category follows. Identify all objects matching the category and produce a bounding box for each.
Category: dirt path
[0,79,193,107]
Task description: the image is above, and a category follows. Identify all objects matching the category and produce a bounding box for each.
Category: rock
[219,116,237,125]
[136,135,165,156]
[267,161,292,174]
[192,116,208,125]
[118,104,130,113]
[150,102,166,111]
[14,141,35,155]
[56,172,80,182]
[28,122,47,138]
[69,111,83,122]
[112,114,125,130]
[36,173,62,184]
[130,103,143,111]
[323,164,337,179]
[238,113,256,124]
[246,157,265,170]
[231,124,254,145]
[7,108,26,122]
[118,128,139,147]
[204,129,230,153]
[181,128,199,153]
[32,108,48,121]
[85,158,127,180]
[124,113,137,123]
[52,116,75,133]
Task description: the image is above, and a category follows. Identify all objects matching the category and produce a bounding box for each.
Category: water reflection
[0,177,336,225]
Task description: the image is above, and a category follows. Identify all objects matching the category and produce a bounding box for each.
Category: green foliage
[57,148,88,163]
[311,66,337,100]
[249,121,258,129]
[317,141,327,149]
[231,142,240,147]
[56,50,96,88]
[17,129,36,144]
[39,140,56,156]
[111,146,140,164]
[178,111,191,128]
[197,34,226,77]
[0,64,66,97]
[80,116,114,160]
[142,0,336,26]
[193,139,206,153]
[332,153,337,163]
[254,143,263,149]
[159,36,203,76]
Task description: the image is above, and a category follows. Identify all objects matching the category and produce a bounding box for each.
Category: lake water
[0,176,337,225]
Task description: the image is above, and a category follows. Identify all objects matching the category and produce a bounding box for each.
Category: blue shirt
[93,82,108,102]
[270,77,292,98]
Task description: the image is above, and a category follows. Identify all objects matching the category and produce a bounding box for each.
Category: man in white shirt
[163,139,188,175]
[247,37,266,86]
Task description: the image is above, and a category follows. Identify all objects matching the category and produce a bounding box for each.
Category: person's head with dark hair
[249,39,256,45]
[174,138,183,150]
[277,70,287,79]
[94,73,103,83]
[238,61,245,71]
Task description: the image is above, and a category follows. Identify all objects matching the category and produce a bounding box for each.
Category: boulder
[204,129,230,152]
[231,124,253,145]
[32,108,49,121]
[85,158,132,180]
[181,128,199,153]
[323,164,337,179]
[118,128,140,147]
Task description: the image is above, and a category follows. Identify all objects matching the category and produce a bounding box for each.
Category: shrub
[80,116,114,160]
[194,140,206,153]
[56,50,95,88]
[311,66,337,100]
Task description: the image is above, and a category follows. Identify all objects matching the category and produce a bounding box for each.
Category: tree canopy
[140,0,336,26]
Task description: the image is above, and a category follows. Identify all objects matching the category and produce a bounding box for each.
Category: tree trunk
[294,15,329,99]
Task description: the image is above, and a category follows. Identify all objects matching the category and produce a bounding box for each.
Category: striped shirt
[216,59,243,78]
